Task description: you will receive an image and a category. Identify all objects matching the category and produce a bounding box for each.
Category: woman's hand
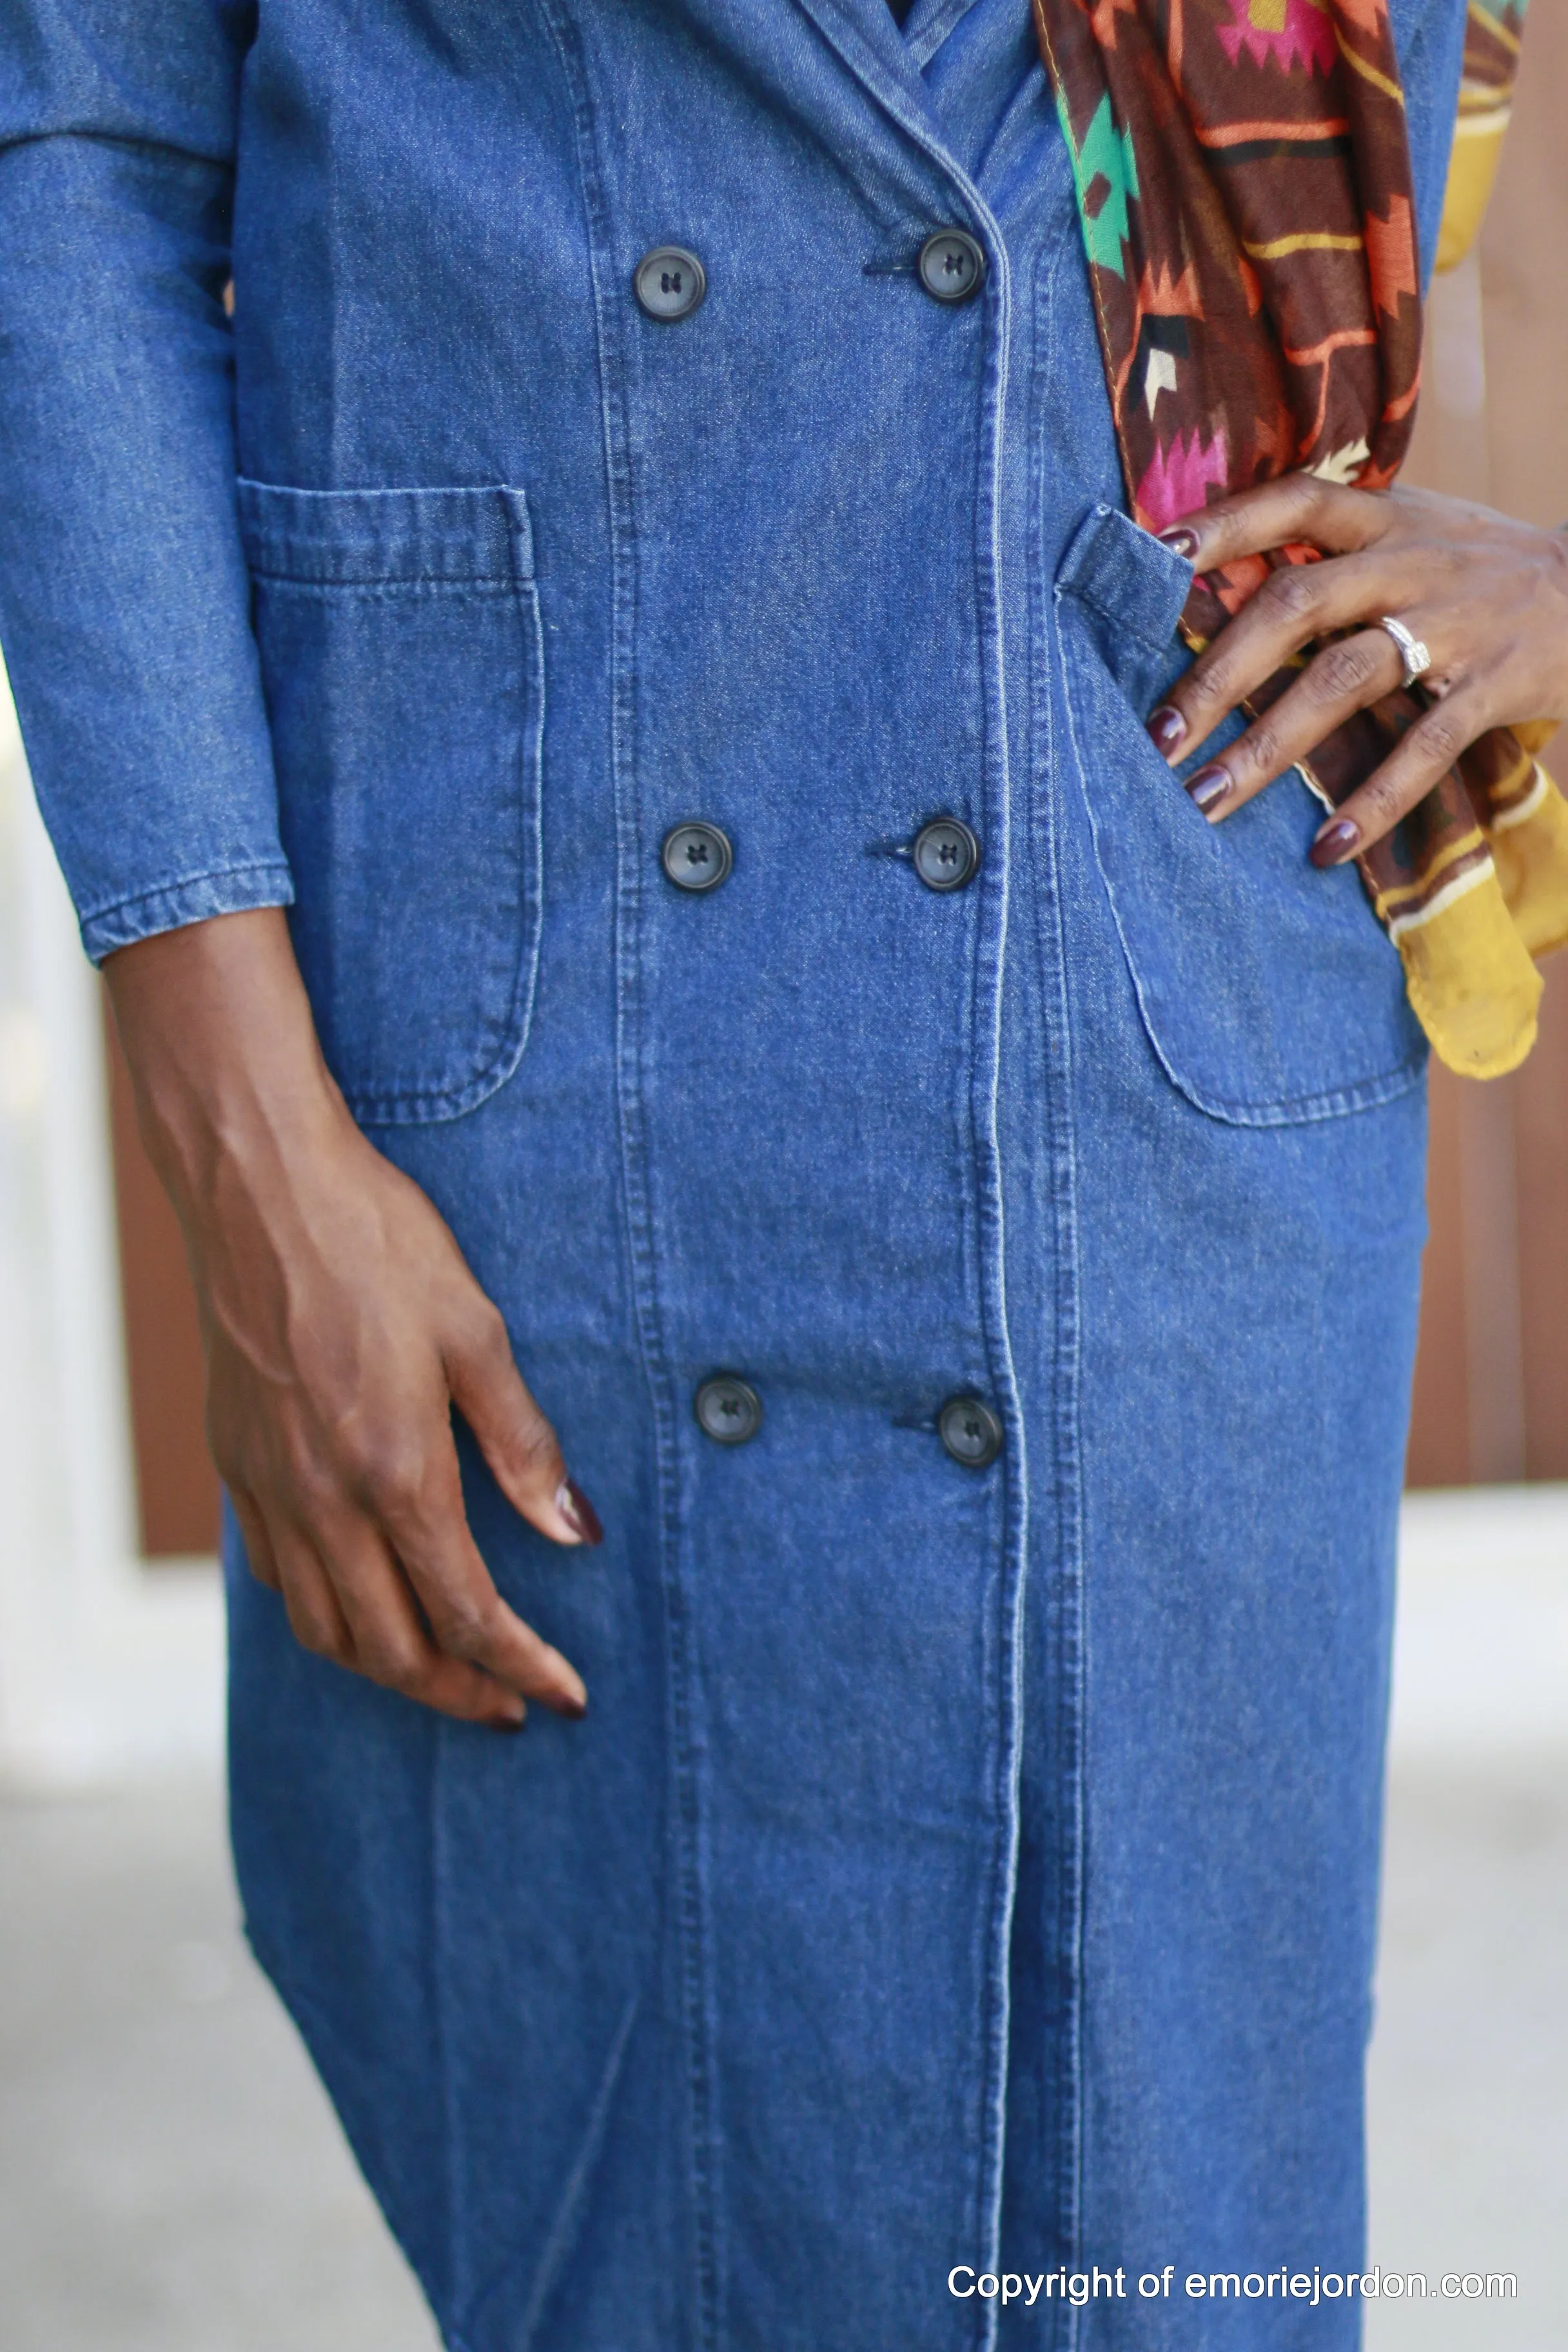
[1144,476,1568,865]
[105,907,597,1730]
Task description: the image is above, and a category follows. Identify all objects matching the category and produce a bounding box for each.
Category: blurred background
[3,23,1567,2349]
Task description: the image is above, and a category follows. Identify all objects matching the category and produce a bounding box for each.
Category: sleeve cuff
[79,860,295,965]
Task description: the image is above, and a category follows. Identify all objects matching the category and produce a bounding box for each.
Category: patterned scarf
[1031,0,1567,1078]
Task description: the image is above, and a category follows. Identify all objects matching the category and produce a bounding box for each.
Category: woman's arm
[106,908,596,1729]
[0,11,593,1723]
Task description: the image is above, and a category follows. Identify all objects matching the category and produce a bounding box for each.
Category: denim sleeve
[0,1,291,963]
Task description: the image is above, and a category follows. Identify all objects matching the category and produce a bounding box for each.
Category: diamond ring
[1378,613,1433,690]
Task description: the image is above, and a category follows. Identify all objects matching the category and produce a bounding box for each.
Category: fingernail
[1159,526,1199,560]
[553,1663,589,1720]
[1147,705,1188,758]
[498,1700,527,1732]
[1186,763,1231,815]
[555,1476,603,1547]
[1310,817,1361,868]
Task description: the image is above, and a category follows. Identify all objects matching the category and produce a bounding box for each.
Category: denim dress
[0,1,1466,2344]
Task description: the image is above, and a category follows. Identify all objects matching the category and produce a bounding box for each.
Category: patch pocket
[1055,504,1426,1127]
[238,481,544,1125]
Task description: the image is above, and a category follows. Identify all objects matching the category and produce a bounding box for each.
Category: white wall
[0,662,222,1787]
[1393,1486,1568,1761]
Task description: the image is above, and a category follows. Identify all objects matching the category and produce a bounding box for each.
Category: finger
[230,1486,282,1591]
[308,1509,529,1730]
[1307,687,1489,865]
[1180,630,1405,823]
[1148,552,1412,762]
[270,1517,357,1666]
[1158,474,1393,573]
[446,1302,603,1549]
[368,1434,589,1718]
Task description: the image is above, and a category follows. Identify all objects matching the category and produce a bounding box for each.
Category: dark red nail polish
[556,1476,604,1546]
[1147,705,1187,757]
[1159,526,1199,560]
[1310,818,1361,868]
[1187,763,1231,814]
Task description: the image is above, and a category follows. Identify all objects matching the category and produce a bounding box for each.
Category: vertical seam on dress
[1043,353,1090,2352]
[1032,234,1089,2352]
[1047,618,1094,2352]
[941,169,1029,2352]
[533,11,724,2350]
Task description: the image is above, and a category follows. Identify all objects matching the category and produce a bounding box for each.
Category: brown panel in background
[103,994,220,1558]
[1401,19,1568,1489]
[1406,1061,1468,1490]
[1480,1,1568,537]
[1409,962,1568,1487]
[1515,968,1568,1476]
[1472,0,1568,1484]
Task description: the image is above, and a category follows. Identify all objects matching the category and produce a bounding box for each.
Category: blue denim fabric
[0,2,1465,2346]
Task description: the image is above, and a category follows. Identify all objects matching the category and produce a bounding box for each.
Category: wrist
[103,906,346,1220]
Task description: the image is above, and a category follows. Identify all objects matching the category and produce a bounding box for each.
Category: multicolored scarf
[1032,0,1568,1077]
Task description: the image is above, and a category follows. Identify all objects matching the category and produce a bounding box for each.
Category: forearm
[103,905,594,1722]
[103,908,341,1241]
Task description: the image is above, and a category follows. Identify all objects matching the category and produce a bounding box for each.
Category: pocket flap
[237,481,534,587]
[1055,502,1194,712]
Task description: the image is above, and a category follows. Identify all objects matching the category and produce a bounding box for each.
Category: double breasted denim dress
[0,1,1467,2344]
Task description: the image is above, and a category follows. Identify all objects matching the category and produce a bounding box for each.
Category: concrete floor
[1366,1762,1568,2352]
[1,1499,1564,2350]
[0,1774,438,2352]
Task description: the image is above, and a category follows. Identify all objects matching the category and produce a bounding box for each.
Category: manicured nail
[1147,704,1187,758]
[1186,763,1231,815]
[555,1477,603,1546]
[1310,817,1362,868]
[551,1660,589,1720]
[1159,526,1199,559]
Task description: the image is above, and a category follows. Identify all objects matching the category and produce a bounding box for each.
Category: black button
[634,245,707,322]
[938,1395,1003,1469]
[913,817,980,892]
[918,230,985,305]
[695,1375,763,1446]
[662,821,732,893]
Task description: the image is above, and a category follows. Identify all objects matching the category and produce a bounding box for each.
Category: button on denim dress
[0,1,1467,2344]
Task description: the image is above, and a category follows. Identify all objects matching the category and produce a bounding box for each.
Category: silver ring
[1378,613,1432,690]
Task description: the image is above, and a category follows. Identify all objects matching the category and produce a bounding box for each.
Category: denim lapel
[781,0,959,170]
[898,0,988,70]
